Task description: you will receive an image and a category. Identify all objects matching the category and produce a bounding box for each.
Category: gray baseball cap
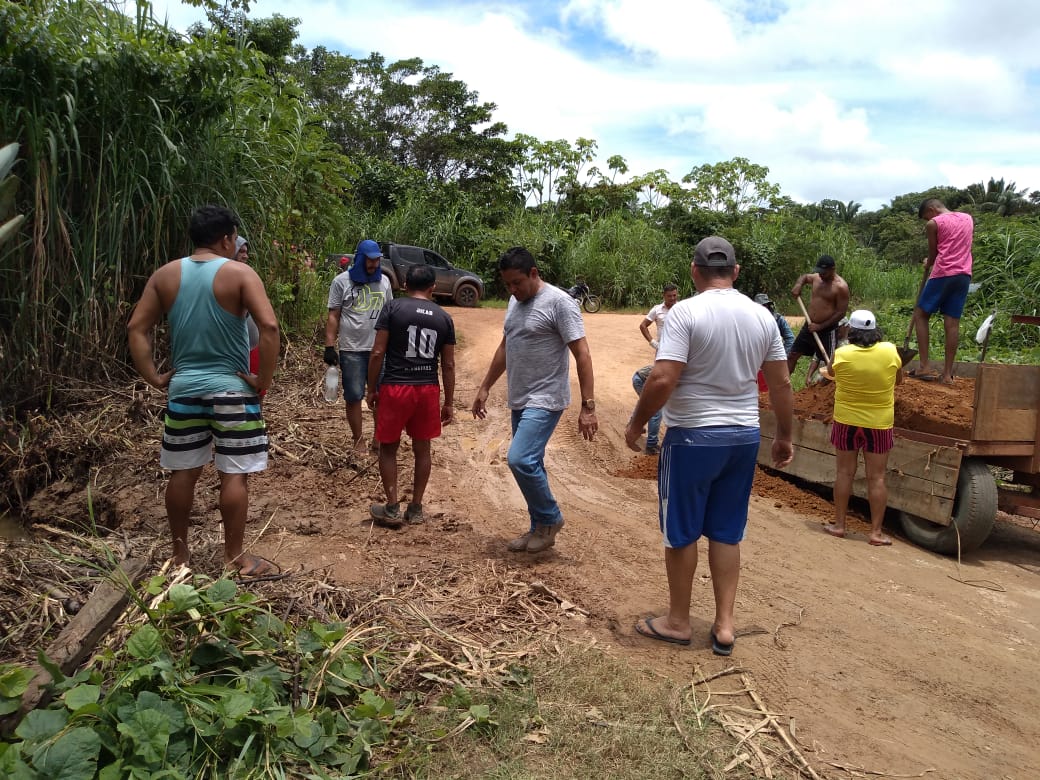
[693,236,736,267]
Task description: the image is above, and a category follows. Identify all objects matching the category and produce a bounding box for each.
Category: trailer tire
[899,458,997,554]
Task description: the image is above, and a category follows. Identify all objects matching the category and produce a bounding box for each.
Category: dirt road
[113,307,1040,778]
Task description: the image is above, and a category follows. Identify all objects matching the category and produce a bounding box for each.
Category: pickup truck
[327,243,484,307]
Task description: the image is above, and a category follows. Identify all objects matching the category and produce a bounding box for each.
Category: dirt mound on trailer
[762,377,976,439]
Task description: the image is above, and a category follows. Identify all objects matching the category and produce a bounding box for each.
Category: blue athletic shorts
[917,274,970,319]
[658,425,760,547]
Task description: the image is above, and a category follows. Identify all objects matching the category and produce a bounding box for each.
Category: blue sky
[150,0,1040,209]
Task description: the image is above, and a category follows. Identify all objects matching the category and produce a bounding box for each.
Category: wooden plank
[763,414,961,485]
[761,432,958,523]
[907,360,981,379]
[971,411,1037,443]
[760,411,961,524]
[894,427,968,448]
[998,489,1040,520]
[1,558,148,735]
[965,442,1037,457]
[972,364,1040,442]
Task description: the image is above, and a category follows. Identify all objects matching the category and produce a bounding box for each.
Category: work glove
[323,346,338,366]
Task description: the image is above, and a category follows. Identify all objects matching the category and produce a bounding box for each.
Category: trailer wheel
[899,458,997,554]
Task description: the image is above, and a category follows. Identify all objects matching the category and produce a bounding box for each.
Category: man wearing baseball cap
[787,255,849,382]
[819,310,903,546]
[625,236,794,655]
[754,293,794,355]
[324,239,394,452]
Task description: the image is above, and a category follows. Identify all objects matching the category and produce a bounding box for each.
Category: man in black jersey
[366,265,456,527]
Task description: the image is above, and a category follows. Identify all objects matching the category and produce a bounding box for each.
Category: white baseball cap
[848,309,876,330]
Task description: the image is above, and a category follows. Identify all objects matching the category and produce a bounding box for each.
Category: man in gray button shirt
[472,247,598,553]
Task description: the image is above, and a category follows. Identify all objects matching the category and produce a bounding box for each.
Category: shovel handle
[795,295,831,369]
[904,264,930,346]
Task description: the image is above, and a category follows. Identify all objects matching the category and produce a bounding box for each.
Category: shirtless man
[787,255,850,377]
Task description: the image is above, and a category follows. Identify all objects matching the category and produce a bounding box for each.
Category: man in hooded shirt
[324,239,394,451]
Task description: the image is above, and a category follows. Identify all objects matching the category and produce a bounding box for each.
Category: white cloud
[144,0,1040,206]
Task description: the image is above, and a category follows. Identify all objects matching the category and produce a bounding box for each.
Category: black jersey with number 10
[375,297,457,385]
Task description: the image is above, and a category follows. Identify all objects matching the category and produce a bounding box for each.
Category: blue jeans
[509,408,564,529]
[632,371,662,448]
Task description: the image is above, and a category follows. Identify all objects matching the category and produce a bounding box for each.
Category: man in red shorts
[366,264,456,527]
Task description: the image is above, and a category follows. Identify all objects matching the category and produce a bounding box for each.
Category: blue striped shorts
[160,392,268,473]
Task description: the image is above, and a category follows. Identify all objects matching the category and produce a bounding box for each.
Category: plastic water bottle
[323,366,340,403]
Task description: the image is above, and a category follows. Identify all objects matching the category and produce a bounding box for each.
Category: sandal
[907,368,939,382]
[230,554,286,583]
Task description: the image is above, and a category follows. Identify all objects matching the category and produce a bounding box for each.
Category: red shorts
[375,384,442,442]
[830,422,894,454]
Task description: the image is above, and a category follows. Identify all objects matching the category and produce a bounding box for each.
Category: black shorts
[792,323,837,360]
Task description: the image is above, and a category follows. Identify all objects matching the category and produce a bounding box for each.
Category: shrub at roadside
[0,575,412,778]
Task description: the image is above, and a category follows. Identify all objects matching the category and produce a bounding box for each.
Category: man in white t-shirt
[639,283,678,350]
[625,236,794,656]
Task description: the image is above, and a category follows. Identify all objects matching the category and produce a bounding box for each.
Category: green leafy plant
[0,575,418,778]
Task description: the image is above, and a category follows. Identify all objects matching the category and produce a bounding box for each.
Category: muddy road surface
[64,306,1040,778]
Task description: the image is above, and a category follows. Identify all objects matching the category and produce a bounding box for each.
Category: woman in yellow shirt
[820,310,903,545]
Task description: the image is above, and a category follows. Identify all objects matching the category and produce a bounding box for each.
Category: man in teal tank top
[128,206,281,578]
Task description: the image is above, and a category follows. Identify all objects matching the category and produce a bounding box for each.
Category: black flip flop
[635,617,691,646]
[710,630,734,656]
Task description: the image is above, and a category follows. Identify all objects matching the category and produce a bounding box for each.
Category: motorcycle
[565,280,602,313]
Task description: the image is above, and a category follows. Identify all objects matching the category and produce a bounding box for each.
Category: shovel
[795,296,832,370]
[898,265,930,366]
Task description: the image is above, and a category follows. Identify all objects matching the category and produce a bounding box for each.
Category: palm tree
[966,178,1029,216]
[836,200,861,223]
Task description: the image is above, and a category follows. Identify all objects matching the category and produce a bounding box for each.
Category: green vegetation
[0,570,733,779]
[1,0,1037,410]
[0,575,415,778]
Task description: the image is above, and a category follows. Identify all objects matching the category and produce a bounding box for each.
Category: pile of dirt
[764,376,976,439]
[614,453,658,480]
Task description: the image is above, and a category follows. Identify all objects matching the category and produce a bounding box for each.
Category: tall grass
[0,1,353,408]
[0,1,196,406]
[563,211,691,305]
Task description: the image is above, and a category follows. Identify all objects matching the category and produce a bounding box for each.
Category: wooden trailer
[758,358,1040,554]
